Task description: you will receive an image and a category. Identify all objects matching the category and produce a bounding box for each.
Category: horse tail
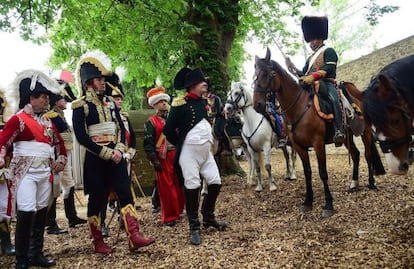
[370,140,386,176]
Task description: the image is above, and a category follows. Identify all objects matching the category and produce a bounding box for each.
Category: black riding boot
[64,187,86,228]
[151,185,160,213]
[28,207,56,267]
[46,198,67,235]
[329,93,345,145]
[15,211,35,269]
[0,219,15,256]
[202,184,227,231]
[184,188,201,245]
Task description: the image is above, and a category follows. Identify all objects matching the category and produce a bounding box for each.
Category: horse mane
[363,77,387,128]
[342,82,363,101]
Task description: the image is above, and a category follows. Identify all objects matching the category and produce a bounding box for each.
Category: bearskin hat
[105,66,126,98]
[173,67,206,90]
[301,16,328,42]
[75,50,112,97]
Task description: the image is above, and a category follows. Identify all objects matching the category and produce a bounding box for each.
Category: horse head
[363,74,412,175]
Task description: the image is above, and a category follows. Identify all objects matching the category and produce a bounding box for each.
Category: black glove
[147,152,162,172]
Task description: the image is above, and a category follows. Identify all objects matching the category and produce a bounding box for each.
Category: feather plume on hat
[3,69,64,121]
[75,50,112,97]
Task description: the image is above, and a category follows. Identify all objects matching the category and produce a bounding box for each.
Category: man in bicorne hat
[71,50,154,254]
[164,67,227,246]
[286,16,345,145]
[0,69,67,269]
[44,82,86,235]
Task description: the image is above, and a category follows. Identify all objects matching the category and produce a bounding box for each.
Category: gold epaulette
[71,97,86,110]
[172,96,186,107]
[43,110,59,119]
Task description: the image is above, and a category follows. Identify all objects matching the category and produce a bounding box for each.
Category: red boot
[87,216,113,254]
[121,204,155,251]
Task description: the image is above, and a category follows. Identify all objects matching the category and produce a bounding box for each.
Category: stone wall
[337,35,414,90]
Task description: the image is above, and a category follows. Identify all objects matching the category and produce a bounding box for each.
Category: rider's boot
[329,92,345,146]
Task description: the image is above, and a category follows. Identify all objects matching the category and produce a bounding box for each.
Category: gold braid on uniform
[171,96,186,107]
[98,146,113,160]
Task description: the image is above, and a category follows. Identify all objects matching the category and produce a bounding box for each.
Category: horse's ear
[377,74,393,99]
[265,48,271,63]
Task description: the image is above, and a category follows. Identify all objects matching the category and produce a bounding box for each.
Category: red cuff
[311,72,321,80]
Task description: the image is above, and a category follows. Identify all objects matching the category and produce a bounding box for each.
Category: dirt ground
[1,149,413,269]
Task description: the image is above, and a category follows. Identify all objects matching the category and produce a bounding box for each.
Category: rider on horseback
[286,16,345,145]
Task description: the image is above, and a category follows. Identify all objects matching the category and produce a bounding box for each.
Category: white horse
[224,81,297,192]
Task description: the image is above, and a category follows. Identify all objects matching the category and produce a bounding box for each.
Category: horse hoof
[349,180,359,190]
[300,205,312,213]
[348,187,359,193]
[269,184,277,192]
[321,209,334,218]
[367,185,379,191]
[255,186,263,192]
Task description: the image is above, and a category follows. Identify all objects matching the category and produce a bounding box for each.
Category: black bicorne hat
[173,67,206,90]
[301,16,328,42]
[75,50,112,97]
[105,72,124,98]
[56,79,76,102]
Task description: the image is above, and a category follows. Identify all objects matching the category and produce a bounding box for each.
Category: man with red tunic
[0,69,67,269]
[144,87,184,227]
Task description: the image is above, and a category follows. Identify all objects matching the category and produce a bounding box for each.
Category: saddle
[311,80,364,136]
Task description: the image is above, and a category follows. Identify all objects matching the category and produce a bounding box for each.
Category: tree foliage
[0,0,398,104]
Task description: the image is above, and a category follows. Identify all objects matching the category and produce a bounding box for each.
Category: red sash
[17,112,51,144]
[149,115,167,159]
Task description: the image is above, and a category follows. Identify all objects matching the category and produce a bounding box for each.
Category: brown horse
[252,48,385,218]
[362,54,414,175]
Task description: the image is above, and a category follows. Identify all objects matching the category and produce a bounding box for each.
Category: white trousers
[179,141,221,189]
[59,150,75,199]
[0,182,10,221]
[16,165,51,212]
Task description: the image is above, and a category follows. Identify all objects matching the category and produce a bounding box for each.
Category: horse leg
[264,149,276,191]
[296,148,313,212]
[255,152,263,192]
[314,146,334,218]
[344,136,361,191]
[362,131,381,190]
[290,146,297,180]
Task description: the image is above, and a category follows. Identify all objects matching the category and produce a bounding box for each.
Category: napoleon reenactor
[164,67,227,246]
[0,69,67,269]
[71,50,154,254]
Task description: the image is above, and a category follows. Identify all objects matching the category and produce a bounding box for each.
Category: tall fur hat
[173,67,206,90]
[4,69,64,119]
[75,50,112,97]
[50,80,77,105]
[146,87,170,107]
[301,16,328,42]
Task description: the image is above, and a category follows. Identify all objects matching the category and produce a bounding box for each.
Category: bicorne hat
[146,87,170,107]
[4,69,63,119]
[301,16,328,42]
[105,66,126,98]
[75,50,112,97]
[173,67,206,90]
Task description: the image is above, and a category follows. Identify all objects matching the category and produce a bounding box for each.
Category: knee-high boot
[328,92,345,144]
[64,187,86,228]
[121,204,154,251]
[28,207,56,267]
[151,185,160,213]
[46,198,67,235]
[0,219,15,255]
[15,211,34,269]
[184,188,201,245]
[202,184,227,231]
[87,215,113,254]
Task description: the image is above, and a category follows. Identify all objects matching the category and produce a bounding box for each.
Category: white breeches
[179,142,221,189]
[16,165,51,212]
[59,150,75,199]
[0,182,10,221]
